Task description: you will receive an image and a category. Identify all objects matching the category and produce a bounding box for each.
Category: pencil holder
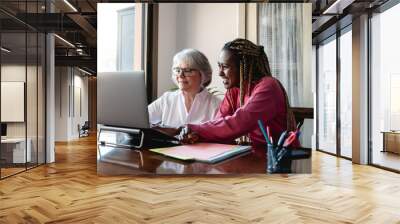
[266,144,292,174]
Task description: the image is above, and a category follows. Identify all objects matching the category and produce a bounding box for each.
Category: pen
[277,131,288,148]
[276,148,287,163]
[266,125,274,146]
[283,131,296,147]
[257,120,271,145]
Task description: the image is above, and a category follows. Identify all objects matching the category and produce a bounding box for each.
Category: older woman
[180,39,297,146]
[148,49,221,129]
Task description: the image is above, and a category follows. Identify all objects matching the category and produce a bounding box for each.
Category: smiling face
[173,62,202,92]
[218,50,240,89]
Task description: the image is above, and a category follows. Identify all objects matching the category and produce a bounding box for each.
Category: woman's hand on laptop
[178,126,199,144]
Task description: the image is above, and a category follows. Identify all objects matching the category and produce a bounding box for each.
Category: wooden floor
[372,150,400,171]
[1,167,26,177]
[1,136,400,223]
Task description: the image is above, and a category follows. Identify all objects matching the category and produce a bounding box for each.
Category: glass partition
[1,31,28,177]
[0,1,46,179]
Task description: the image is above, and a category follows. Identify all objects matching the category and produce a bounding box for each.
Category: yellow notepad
[150,143,251,163]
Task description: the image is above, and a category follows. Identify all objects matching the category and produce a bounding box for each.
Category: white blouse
[148,89,221,128]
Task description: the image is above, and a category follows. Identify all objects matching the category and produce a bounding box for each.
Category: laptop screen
[97,71,150,129]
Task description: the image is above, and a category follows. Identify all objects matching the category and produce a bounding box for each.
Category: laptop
[97,71,180,148]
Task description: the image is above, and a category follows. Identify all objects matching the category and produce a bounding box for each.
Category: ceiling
[0,0,99,73]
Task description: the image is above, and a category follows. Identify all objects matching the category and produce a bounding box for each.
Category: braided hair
[223,38,296,132]
[223,38,272,106]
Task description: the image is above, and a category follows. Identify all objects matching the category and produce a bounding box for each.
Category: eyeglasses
[172,67,198,77]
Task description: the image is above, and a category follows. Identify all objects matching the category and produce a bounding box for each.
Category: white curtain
[258,3,305,107]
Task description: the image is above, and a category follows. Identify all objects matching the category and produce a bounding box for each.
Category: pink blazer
[188,76,291,145]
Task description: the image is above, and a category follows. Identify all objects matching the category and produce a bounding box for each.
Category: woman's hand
[152,126,182,137]
[178,126,200,144]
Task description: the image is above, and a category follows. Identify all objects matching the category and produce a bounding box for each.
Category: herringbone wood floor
[1,135,400,223]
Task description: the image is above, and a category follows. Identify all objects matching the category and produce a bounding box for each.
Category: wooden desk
[1,138,32,164]
[97,144,311,175]
[382,131,400,154]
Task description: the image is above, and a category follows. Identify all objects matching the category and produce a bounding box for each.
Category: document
[150,143,251,163]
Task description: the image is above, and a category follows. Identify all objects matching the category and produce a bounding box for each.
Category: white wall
[1,65,26,141]
[1,64,46,163]
[157,3,178,96]
[1,65,35,137]
[55,67,89,141]
[73,74,89,137]
[55,67,69,141]
[46,13,56,163]
[157,3,240,97]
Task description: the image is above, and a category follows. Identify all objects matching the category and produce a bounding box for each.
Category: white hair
[171,49,212,88]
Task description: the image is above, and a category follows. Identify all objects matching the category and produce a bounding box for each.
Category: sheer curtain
[258,3,307,107]
[258,3,312,148]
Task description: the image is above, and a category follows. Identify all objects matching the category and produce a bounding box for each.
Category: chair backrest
[82,121,90,129]
[290,107,313,129]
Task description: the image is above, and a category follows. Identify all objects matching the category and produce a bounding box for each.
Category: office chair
[79,121,90,138]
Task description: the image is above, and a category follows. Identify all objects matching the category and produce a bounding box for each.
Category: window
[117,6,135,71]
[258,3,311,107]
[317,36,337,154]
[371,3,400,171]
[98,3,144,72]
[316,25,353,159]
[339,28,352,158]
